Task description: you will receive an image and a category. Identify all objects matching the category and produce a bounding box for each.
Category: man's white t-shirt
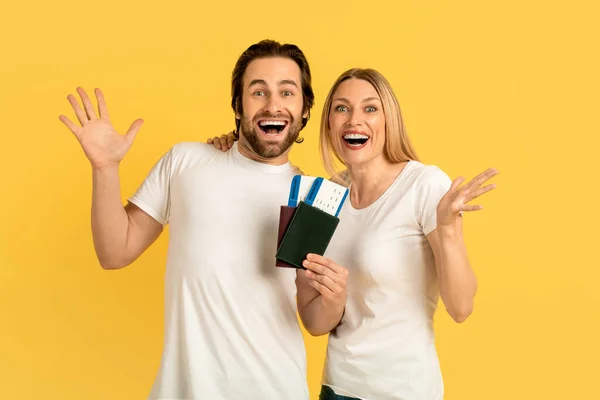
[322,161,452,400]
[128,142,308,400]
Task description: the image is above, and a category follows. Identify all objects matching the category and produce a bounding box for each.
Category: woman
[209,68,497,399]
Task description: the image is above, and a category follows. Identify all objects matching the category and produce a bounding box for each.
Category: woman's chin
[341,150,389,171]
[340,153,370,168]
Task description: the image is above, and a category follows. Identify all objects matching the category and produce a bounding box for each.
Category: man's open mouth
[258,120,288,135]
[343,133,370,147]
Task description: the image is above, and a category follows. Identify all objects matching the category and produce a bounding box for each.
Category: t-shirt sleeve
[413,165,453,235]
[127,148,174,225]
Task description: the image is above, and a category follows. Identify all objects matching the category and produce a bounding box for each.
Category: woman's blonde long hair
[319,68,419,185]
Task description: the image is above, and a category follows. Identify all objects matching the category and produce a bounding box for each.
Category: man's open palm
[59,87,144,169]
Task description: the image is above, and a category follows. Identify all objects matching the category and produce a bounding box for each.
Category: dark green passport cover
[275,201,340,269]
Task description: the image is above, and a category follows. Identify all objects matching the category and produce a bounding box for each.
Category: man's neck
[236,138,290,166]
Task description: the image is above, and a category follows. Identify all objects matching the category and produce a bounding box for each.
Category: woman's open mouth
[343,133,370,149]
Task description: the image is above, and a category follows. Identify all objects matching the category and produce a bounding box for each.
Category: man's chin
[254,134,296,154]
[254,143,287,158]
[256,130,288,144]
[240,122,300,159]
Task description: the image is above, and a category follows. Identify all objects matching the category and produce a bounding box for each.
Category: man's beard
[239,113,302,158]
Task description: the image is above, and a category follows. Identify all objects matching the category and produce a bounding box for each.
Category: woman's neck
[347,156,409,210]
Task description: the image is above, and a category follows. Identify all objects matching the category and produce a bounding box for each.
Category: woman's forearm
[435,224,478,323]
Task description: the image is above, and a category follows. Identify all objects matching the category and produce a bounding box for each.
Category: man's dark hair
[231,40,315,140]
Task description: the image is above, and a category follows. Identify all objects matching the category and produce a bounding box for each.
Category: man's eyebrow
[247,79,299,88]
[248,79,267,87]
[279,79,298,87]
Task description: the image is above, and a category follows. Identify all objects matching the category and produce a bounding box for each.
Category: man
[59,40,324,399]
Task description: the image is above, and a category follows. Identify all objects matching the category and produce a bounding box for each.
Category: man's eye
[283,90,293,96]
[254,91,265,96]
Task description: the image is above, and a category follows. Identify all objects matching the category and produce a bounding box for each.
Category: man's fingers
[125,118,144,142]
[77,87,98,120]
[67,94,88,126]
[59,115,81,139]
[95,88,110,120]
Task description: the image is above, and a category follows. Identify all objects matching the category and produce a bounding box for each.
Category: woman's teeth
[343,133,369,146]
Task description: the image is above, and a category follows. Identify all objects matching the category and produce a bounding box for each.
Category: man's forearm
[91,165,129,269]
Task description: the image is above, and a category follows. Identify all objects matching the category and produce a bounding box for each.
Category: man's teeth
[259,121,286,126]
[343,133,369,140]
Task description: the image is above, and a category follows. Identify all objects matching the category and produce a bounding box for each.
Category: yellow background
[1,0,598,398]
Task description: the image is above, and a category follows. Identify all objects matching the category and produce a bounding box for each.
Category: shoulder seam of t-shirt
[411,164,438,233]
[130,145,176,225]
[163,145,175,222]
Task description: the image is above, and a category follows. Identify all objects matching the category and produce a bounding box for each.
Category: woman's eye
[335,105,348,112]
[366,106,377,112]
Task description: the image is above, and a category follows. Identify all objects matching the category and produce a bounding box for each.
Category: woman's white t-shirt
[322,161,452,400]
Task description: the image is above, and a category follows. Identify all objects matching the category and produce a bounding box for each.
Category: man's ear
[234,101,242,120]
